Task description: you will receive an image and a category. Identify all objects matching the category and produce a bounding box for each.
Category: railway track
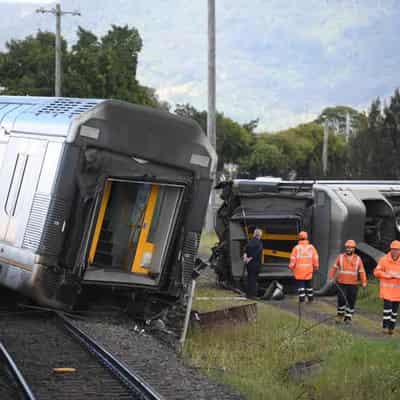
[0,310,164,400]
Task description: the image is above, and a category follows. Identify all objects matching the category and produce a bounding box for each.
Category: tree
[316,105,367,137]
[239,122,348,179]
[0,25,160,107]
[239,138,286,177]
[174,104,253,171]
[0,31,67,96]
[349,90,400,179]
[242,118,259,134]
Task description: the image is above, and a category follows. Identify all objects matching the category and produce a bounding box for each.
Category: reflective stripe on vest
[298,245,313,259]
[386,270,400,279]
[338,254,359,275]
[381,282,400,289]
[339,270,358,276]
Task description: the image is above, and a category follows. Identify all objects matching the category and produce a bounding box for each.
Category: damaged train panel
[212,179,400,292]
[0,96,216,316]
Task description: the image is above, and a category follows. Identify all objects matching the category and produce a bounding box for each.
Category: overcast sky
[0,0,398,131]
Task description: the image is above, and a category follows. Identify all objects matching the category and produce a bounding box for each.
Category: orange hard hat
[390,240,400,250]
[345,240,356,248]
[298,231,308,240]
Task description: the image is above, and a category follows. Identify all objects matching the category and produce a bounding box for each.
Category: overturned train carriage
[212,179,400,292]
[0,96,215,310]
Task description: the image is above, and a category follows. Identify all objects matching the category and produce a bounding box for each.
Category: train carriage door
[0,137,47,245]
[86,179,183,283]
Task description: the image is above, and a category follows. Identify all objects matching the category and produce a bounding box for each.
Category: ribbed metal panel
[182,232,200,286]
[36,98,98,118]
[23,193,66,256]
[23,193,50,250]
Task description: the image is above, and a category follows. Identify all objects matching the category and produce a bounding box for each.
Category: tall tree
[175,104,253,171]
[348,93,400,179]
[0,31,67,96]
[0,25,160,107]
[239,122,348,179]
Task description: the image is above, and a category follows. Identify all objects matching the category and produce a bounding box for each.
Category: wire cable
[281,269,351,346]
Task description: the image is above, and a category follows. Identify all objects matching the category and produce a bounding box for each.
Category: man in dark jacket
[243,229,263,299]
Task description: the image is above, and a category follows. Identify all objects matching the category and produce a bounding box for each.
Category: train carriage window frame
[87,178,184,281]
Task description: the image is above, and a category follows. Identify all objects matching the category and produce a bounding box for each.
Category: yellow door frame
[131,184,160,274]
[88,180,112,264]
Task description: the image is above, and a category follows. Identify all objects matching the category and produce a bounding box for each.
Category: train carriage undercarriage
[212,179,400,294]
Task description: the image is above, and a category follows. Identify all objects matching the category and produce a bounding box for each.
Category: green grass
[192,286,252,312]
[185,286,400,400]
[357,279,382,315]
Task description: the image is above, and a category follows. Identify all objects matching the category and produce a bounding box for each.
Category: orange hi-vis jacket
[374,253,400,302]
[289,240,319,280]
[328,253,367,286]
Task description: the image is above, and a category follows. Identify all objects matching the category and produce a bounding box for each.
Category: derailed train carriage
[0,96,215,313]
[212,179,400,293]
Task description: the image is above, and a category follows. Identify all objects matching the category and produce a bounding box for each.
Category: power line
[36,3,81,97]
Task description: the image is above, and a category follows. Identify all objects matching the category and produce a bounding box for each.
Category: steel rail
[0,340,37,400]
[56,312,164,400]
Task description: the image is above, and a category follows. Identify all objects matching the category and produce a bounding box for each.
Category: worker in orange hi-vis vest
[289,231,319,303]
[374,240,400,335]
[328,240,367,325]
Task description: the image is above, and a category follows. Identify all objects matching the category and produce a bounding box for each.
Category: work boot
[388,328,394,335]
[335,315,343,324]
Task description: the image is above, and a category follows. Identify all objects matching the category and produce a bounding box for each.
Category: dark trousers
[336,283,358,321]
[383,300,400,330]
[246,261,259,298]
[297,279,313,302]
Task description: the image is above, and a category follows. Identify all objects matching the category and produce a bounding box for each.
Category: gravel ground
[1,312,135,399]
[73,312,244,400]
[0,366,20,399]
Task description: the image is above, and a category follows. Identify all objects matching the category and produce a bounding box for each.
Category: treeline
[176,103,350,179]
[0,26,161,107]
[349,90,400,178]
[177,93,400,180]
[0,26,398,180]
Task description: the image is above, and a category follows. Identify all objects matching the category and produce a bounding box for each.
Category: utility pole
[36,3,80,97]
[345,111,350,142]
[206,0,217,232]
[322,119,329,176]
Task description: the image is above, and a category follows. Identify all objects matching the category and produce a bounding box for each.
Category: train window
[88,180,183,277]
[5,153,28,216]
[316,191,326,206]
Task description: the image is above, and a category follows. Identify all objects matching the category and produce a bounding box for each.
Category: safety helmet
[390,240,400,250]
[345,240,356,248]
[298,231,308,240]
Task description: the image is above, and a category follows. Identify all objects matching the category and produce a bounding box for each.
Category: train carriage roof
[220,179,400,197]
[0,96,216,178]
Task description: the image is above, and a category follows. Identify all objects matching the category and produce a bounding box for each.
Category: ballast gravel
[73,313,244,400]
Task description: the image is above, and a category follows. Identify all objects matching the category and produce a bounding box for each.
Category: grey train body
[213,179,400,292]
[0,96,216,309]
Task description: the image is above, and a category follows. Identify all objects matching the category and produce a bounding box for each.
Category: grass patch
[185,286,400,400]
[357,279,382,315]
[192,286,252,312]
